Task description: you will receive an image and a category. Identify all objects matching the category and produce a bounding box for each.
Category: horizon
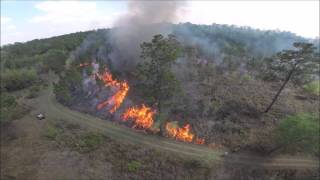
[1,1,319,45]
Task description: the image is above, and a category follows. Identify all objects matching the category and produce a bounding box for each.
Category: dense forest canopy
[1,22,314,61]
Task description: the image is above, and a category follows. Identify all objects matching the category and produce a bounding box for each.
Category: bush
[53,83,71,105]
[274,113,319,155]
[0,93,29,125]
[4,55,41,69]
[53,67,82,105]
[42,49,68,74]
[76,133,104,153]
[241,74,253,82]
[0,93,17,107]
[127,160,142,172]
[304,81,320,96]
[2,68,37,91]
[45,124,63,140]
[0,105,30,125]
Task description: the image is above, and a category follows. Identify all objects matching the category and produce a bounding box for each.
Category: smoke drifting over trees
[109,1,184,72]
[67,0,311,76]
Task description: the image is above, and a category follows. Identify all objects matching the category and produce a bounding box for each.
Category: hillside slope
[33,85,318,169]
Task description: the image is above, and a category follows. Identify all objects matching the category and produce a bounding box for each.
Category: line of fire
[80,61,205,145]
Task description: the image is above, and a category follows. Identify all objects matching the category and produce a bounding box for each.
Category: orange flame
[122,104,155,129]
[79,63,205,145]
[166,123,194,142]
[195,137,205,145]
[96,71,129,113]
[166,122,205,144]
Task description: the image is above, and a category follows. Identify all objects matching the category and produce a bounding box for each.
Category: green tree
[271,113,319,155]
[42,49,68,74]
[2,68,37,91]
[54,67,82,105]
[135,34,181,135]
[264,42,319,113]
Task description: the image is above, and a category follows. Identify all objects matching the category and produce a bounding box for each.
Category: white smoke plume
[109,1,185,72]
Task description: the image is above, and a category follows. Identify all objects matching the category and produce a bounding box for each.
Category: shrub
[2,68,37,91]
[0,93,17,108]
[303,81,320,96]
[77,133,104,153]
[42,49,68,74]
[0,93,29,125]
[4,55,41,69]
[53,67,82,105]
[0,105,30,125]
[241,74,253,82]
[274,113,319,155]
[45,124,63,140]
[127,160,142,172]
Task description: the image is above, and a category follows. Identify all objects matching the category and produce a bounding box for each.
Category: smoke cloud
[109,1,185,72]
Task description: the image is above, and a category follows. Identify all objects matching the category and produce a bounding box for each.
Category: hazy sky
[1,1,319,45]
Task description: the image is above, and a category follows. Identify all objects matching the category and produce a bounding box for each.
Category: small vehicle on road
[36,113,45,120]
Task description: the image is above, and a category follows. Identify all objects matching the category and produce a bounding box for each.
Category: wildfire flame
[166,122,205,144]
[122,104,155,129]
[79,62,205,145]
[96,71,129,113]
[195,137,205,145]
[166,123,194,142]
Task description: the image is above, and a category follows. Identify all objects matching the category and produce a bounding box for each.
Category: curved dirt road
[33,88,319,169]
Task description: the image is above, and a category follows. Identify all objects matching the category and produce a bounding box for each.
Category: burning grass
[96,71,129,113]
[166,122,205,144]
[80,62,205,145]
[122,104,155,129]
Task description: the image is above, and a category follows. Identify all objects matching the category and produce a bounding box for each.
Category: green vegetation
[241,74,253,82]
[135,34,182,135]
[76,133,104,153]
[127,160,142,172]
[45,123,63,140]
[304,81,320,96]
[2,68,38,91]
[1,30,91,94]
[1,31,90,67]
[0,93,17,107]
[44,121,103,153]
[1,23,319,161]
[273,113,319,155]
[42,49,68,74]
[53,67,82,105]
[0,93,29,125]
[263,43,319,112]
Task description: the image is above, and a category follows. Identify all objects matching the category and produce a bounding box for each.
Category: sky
[1,1,319,45]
